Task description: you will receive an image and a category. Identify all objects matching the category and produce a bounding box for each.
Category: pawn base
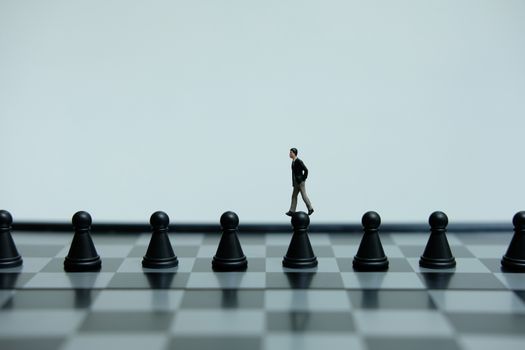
[142,256,179,269]
[501,255,525,272]
[0,255,23,269]
[212,256,248,271]
[419,256,456,269]
[353,255,389,271]
[282,255,318,269]
[64,256,102,272]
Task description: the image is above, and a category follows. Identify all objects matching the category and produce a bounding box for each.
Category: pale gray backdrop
[1,0,524,223]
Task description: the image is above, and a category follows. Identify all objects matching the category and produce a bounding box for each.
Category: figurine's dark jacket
[291,158,308,186]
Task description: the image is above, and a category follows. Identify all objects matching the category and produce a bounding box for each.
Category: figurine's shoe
[308,209,314,216]
[285,211,294,217]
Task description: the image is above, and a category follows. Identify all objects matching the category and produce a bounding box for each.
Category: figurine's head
[289,148,298,159]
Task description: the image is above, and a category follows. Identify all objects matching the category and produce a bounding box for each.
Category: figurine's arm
[298,159,308,183]
[300,160,308,182]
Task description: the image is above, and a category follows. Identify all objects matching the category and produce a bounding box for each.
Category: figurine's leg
[299,182,313,211]
[289,186,300,212]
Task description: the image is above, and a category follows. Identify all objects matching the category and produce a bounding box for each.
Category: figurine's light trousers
[289,182,313,212]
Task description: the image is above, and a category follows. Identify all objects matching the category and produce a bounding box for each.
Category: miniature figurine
[286,148,314,216]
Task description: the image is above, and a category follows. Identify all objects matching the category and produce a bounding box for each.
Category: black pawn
[501,211,525,272]
[419,211,456,269]
[283,211,318,269]
[353,211,388,271]
[0,210,23,268]
[64,211,101,272]
[142,211,178,269]
[212,211,247,271]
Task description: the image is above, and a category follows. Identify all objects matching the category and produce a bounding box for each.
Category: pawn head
[220,211,239,229]
[362,211,381,229]
[429,211,448,229]
[291,211,310,228]
[72,211,92,229]
[150,211,169,228]
[0,210,13,228]
[513,211,525,229]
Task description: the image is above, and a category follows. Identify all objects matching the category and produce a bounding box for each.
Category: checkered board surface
[1,230,525,350]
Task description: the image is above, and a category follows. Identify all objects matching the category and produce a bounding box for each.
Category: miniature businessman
[286,148,314,216]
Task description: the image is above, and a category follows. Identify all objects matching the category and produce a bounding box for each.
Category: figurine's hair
[290,148,298,156]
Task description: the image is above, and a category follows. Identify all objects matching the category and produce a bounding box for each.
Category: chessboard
[1,229,525,350]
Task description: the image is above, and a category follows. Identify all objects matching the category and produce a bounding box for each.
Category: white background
[1,0,524,223]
